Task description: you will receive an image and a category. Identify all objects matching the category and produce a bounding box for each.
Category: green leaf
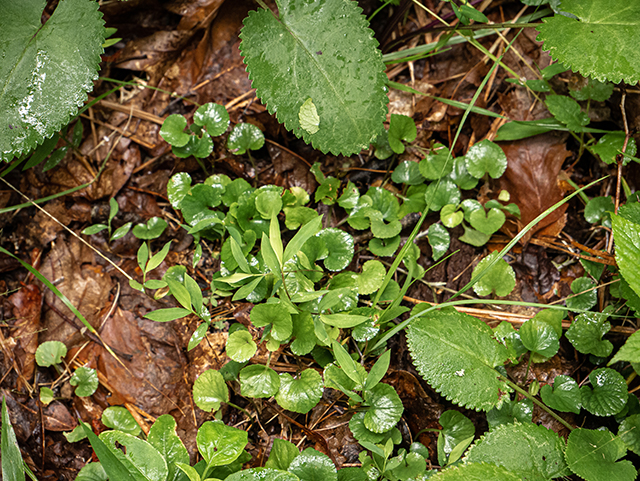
[35,340,67,367]
[276,370,324,414]
[357,260,385,295]
[288,448,337,481]
[536,0,640,84]
[565,428,636,481]
[365,350,391,392]
[146,241,172,273]
[193,369,229,412]
[469,208,505,236]
[317,228,354,271]
[82,224,108,235]
[320,313,368,329]
[2,396,25,481]
[495,118,565,141]
[188,322,210,351]
[450,156,478,190]
[440,204,463,228]
[284,215,323,265]
[76,462,107,481]
[388,114,417,154]
[580,368,628,417]
[471,251,516,297]
[610,331,640,365]
[102,406,141,436]
[226,468,299,481]
[619,414,640,456]
[160,115,190,147]
[545,94,590,131]
[0,0,105,162]
[239,0,387,155]
[99,431,168,481]
[251,301,292,342]
[464,140,507,179]
[570,78,614,102]
[392,161,424,185]
[256,190,283,220]
[592,132,638,166]
[331,340,365,387]
[519,318,560,360]
[428,223,450,261]
[299,98,320,135]
[145,308,192,323]
[348,412,385,443]
[110,222,132,242]
[406,308,511,411]
[226,330,257,363]
[194,102,230,136]
[465,422,569,480]
[172,133,213,159]
[167,172,192,209]
[540,375,582,414]
[40,386,54,405]
[613,213,640,301]
[239,364,280,398]
[369,235,400,257]
[566,276,598,310]
[419,143,453,180]
[227,123,265,155]
[265,438,300,471]
[291,312,317,356]
[566,312,613,357]
[80,423,137,481]
[364,383,403,434]
[431,462,521,481]
[424,179,460,212]
[437,410,474,466]
[70,366,99,397]
[585,196,614,224]
[196,420,248,468]
[147,415,190,481]
[132,217,168,240]
[486,397,533,429]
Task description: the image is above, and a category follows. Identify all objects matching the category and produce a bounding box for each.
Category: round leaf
[172,133,213,159]
[424,179,461,212]
[566,276,597,311]
[419,143,452,180]
[227,123,265,155]
[469,207,505,236]
[193,369,229,412]
[160,115,190,148]
[70,366,99,397]
[566,312,613,357]
[102,406,141,436]
[251,302,293,342]
[358,260,385,295]
[276,369,324,414]
[369,235,400,257]
[388,114,417,154]
[0,0,106,162]
[464,140,507,179]
[194,102,230,136]
[440,204,463,228]
[196,420,248,467]
[349,412,386,443]
[239,364,280,398]
[580,368,628,417]
[450,156,478,190]
[364,383,403,434]
[132,217,168,240]
[288,447,337,481]
[540,375,582,414]
[472,251,516,297]
[167,172,192,209]
[317,228,354,271]
[35,340,67,367]
[226,330,257,363]
[585,196,614,224]
[392,160,424,185]
[226,468,299,481]
[519,318,560,360]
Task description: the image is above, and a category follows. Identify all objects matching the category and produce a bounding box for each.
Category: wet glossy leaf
[610,331,640,366]
[570,77,614,102]
[464,140,507,179]
[392,160,424,185]
[102,406,141,436]
[82,224,107,235]
[465,422,569,480]
[110,222,132,242]
[226,468,299,481]
[2,396,24,481]
[160,115,190,147]
[196,420,248,467]
[450,156,478,190]
[425,179,460,212]
[469,207,505,236]
[406,308,511,411]
[585,196,614,224]
[581,368,627,417]
[0,0,105,162]
[239,365,280,398]
[440,204,463,228]
[291,312,317,356]
[566,276,598,311]
[167,172,192,209]
[486,397,533,429]
[70,366,98,397]
[419,143,452,180]
[369,235,400,257]
[276,370,324,414]
[536,0,640,84]
[348,412,385,443]
[240,0,387,155]
[194,102,230,136]
[266,438,300,470]
[565,428,636,481]
[540,375,582,414]
[317,228,354,271]
[619,414,640,456]
[358,260,385,295]
[76,462,107,481]
[251,301,292,342]
[227,123,265,155]
[100,431,167,481]
[193,369,229,412]
[132,217,168,240]
[613,213,640,302]
[471,252,516,297]
[388,114,417,154]
[172,133,213,159]
[364,383,403,434]
[545,95,590,131]
[288,448,337,481]
[428,223,449,261]
[566,312,612,357]
[148,415,189,481]
[437,410,474,466]
[431,462,521,481]
[519,318,560,360]
[35,340,67,367]
[592,132,637,166]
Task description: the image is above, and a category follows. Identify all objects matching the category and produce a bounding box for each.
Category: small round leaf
[226,330,257,363]
[70,366,99,397]
[364,383,403,434]
[227,123,265,155]
[194,102,230,136]
[472,251,516,297]
[392,160,424,185]
[276,369,324,414]
[251,302,293,342]
[239,365,280,398]
[519,318,560,360]
[358,260,386,295]
[318,228,354,271]
[160,115,190,147]
[35,341,67,367]
[464,140,507,179]
[581,368,628,417]
[132,217,168,240]
[540,375,582,414]
[193,369,229,412]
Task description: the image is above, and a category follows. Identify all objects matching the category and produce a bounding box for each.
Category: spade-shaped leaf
[0,0,105,162]
[464,140,507,179]
[472,252,516,297]
[276,369,324,414]
[536,0,640,84]
[227,123,265,155]
[469,207,505,236]
[196,420,248,468]
[194,102,230,136]
[251,301,293,342]
[519,318,560,360]
[540,375,582,414]
[580,368,628,417]
[438,410,475,466]
[565,428,636,481]
[132,217,168,240]
[240,0,387,155]
[364,383,403,434]
[239,364,280,398]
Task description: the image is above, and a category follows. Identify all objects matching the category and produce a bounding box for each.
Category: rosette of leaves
[240,0,388,155]
[0,0,106,162]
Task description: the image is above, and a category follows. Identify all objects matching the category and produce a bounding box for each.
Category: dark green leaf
[519,318,560,360]
[196,420,248,467]
[145,308,192,323]
[464,140,507,179]
[148,415,190,481]
[540,375,582,414]
[437,410,474,466]
[70,366,98,397]
[265,438,299,471]
[471,251,516,297]
[566,312,612,357]
[276,370,324,414]
[99,431,168,481]
[364,383,403,434]
[427,223,449,261]
[388,114,417,154]
[227,123,265,155]
[566,276,598,311]
[580,368,628,417]
[160,115,190,147]
[392,161,424,185]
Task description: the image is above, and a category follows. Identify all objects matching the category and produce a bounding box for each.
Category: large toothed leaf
[239,0,387,155]
[536,0,640,84]
[0,0,105,162]
[407,308,511,411]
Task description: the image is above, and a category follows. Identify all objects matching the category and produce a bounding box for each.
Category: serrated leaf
[566,312,612,357]
[540,375,582,414]
[581,368,628,417]
[545,95,590,131]
[406,308,511,411]
[536,0,640,84]
[193,369,229,412]
[239,0,387,155]
[0,0,105,162]
[431,462,521,481]
[565,428,636,481]
[465,422,569,480]
[471,251,516,297]
[610,331,640,365]
[70,366,98,397]
[364,383,403,434]
[239,364,280,398]
[276,369,324,414]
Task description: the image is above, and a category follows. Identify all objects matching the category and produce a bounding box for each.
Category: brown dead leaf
[43,401,77,432]
[8,284,41,388]
[499,134,571,244]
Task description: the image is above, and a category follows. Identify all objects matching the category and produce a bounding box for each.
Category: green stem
[504,378,573,431]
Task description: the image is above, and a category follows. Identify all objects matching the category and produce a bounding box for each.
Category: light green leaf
[450,156,478,190]
[110,222,132,242]
[239,0,387,155]
[536,0,640,84]
[365,349,390,392]
[99,431,168,481]
[357,260,385,295]
[320,313,368,328]
[544,95,590,131]
[82,224,108,235]
[148,415,190,481]
[132,217,167,240]
[580,368,628,417]
[70,366,99,397]
[540,375,582,414]
[102,406,141,436]
[348,412,385,443]
[291,312,317,356]
[388,114,417,154]
[196,420,248,467]
[251,301,292,342]
[194,102,230,137]
[76,462,108,481]
[288,448,337,481]
[227,123,264,155]
[431,462,521,481]
[610,331,640,366]
[464,140,507,179]
[613,213,640,301]
[144,308,192,323]
[193,369,229,412]
[331,340,365,387]
[276,370,324,414]
[160,115,190,147]
[592,132,637,166]
[239,364,280,398]
[364,383,403,434]
[35,340,67,367]
[369,235,400,257]
[419,143,452,180]
[437,410,474,466]
[317,228,354,271]
[299,98,320,135]
[226,330,257,363]
[566,312,612,357]
[167,172,192,209]
[40,386,54,405]
[2,396,24,481]
[0,0,105,162]
[465,422,569,480]
[440,204,463,228]
[265,438,300,471]
[468,208,505,236]
[424,179,460,212]
[471,251,516,297]
[226,468,299,481]
[80,423,137,481]
[565,428,636,481]
[406,308,511,411]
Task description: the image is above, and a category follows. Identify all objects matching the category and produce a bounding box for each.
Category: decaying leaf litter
[0,0,638,477]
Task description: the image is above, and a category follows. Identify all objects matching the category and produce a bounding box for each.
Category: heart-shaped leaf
[540,375,582,414]
[469,207,505,235]
[565,428,636,481]
[424,179,461,212]
[440,204,463,228]
[132,217,168,240]
[317,228,354,271]
[70,366,99,397]
[364,383,404,434]
[472,251,516,297]
[519,318,560,360]
[251,301,293,342]
[566,276,598,311]
[419,143,453,180]
[226,330,257,363]
[566,312,613,357]
[438,410,474,466]
[464,140,507,179]
[196,420,248,468]
[160,115,190,147]
[580,368,628,417]
[357,260,385,295]
[392,160,424,185]
[239,364,281,398]
[194,102,230,136]
[227,123,265,155]
[276,369,324,414]
[388,114,417,154]
[172,133,213,159]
